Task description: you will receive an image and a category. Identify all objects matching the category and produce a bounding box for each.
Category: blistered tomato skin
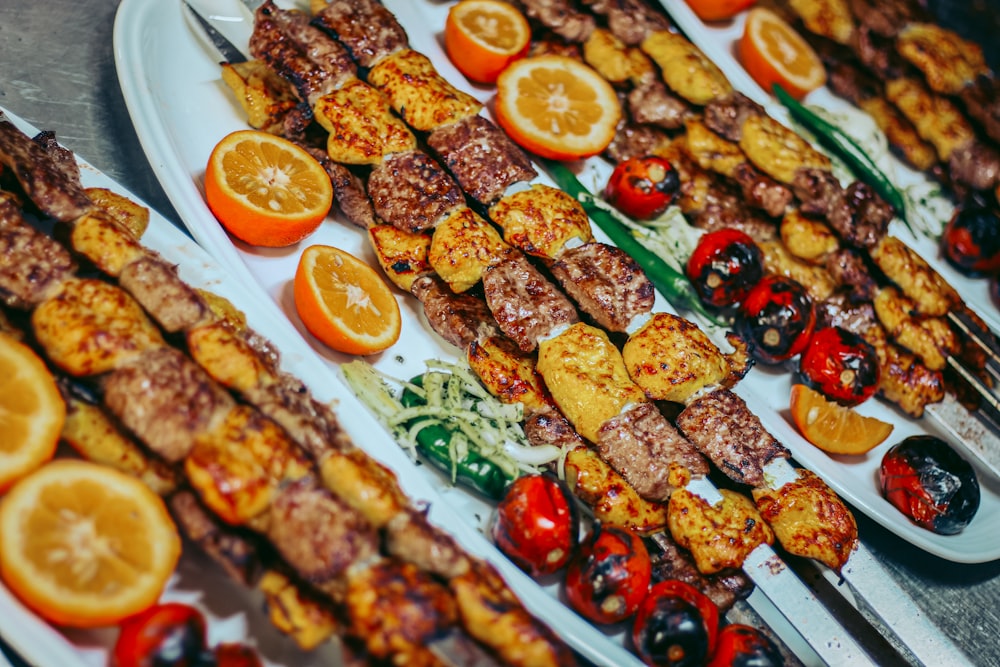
[631,581,719,667]
[879,436,981,535]
[113,603,208,667]
[564,524,652,624]
[490,473,579,577]
[736,275,816,365]
[686,229,765,308]
[942,200,1000,276]
[605,156,681,220]
[707,624,783,667]
[798,326,880,406]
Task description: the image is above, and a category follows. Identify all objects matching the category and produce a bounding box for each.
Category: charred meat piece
[731,163,794,219]
[958,76,1000,146]
[302,147,378,229]
[703,92,765,143]
[367,150,463,234]
[821,180,892,249]
[549,241,654,333]
[847,0,924,38]
[675,389,790,488]
[426,115,537,206]
[596,401,709,502]
[523,403,587,450]
[627,79,691,130]
[118,254,210,333]
[384,509,472,581]
[946,141,1000,192]
[515,0,596,43]
[482,251,579,352]
[790,166,843,217]
[411,274,499,349]
[0,197,75,308]
[824,247,878,302]
[102,347,234,463]
[585,0,671,45]
[169,490,263,587]
[605,121,672,163]
[650,531,753,612]
[310,0,408,68]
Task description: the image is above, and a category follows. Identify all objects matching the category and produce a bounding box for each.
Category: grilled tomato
[631,581,719,667]
[686,228,764,308]
[707,624,783,667]
[113,602,208,667]
[798,326,880,406]
[490,473,579,577]
[879,436,981,535]
[942,196,1000,276]
[565,524,652,624]
[605,155,681,220]
[736,275,815,365]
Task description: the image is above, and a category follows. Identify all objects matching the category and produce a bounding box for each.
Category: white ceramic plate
[113,0,1000,565]
[0,108,641,667]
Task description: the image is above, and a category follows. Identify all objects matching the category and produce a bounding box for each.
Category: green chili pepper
[399,377,512,500]
[773,83,915,237]
[539,158,724,325]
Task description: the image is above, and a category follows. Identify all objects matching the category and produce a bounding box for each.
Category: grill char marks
[0,196,75,308]
[367,151,464,234]
[311,0,409,69]
[410,275,499,350]
[0,120,91,221]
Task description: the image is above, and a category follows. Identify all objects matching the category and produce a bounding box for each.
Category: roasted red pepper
[564,524,652,624]
[605,156,681,220]
[631,581,719,666]
[798,326,880,406]
[686,229,764,308]
[736,275,816,365]
[707,624,783,667]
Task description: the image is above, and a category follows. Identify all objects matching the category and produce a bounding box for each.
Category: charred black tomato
[942,197,1000,276]
[564,524,652,624]
[631,581,719,667]
[798,326,880,406]
[113,603,208,667]
[736,275,816,365]
[686,229,765,309]
[605,156,681,220]
[490,473,579,577]
[879,435,981,535]
[707,624,783,667]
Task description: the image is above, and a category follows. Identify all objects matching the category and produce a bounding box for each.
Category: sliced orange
[0,459,181,628]
[0,333,64,493]
[789,384,893,455]
[686,0,757,22]
[204,129,333,247]
[738,7,826,100]
[445,0,531,84]
[293,244,402,355]
[495,55,622,160]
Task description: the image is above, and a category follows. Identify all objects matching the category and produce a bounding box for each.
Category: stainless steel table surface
[2,1,1000,666]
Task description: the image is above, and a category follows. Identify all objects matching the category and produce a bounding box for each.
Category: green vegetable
[539,158,723,324]
[400,377,512,499]
[773,83,914,236]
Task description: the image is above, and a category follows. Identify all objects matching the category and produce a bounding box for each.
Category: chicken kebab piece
[0,119,576,667]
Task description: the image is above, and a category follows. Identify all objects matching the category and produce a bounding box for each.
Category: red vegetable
[686,229,764,308]
[113,602,207,667]
[798,326,880,406]
[214,643,263,667]
[490,473,579,577]
[631,581,719,666]
[736,275,815,365]
[942,197,1000,276]
[605,156,681,220]
[707,624,783,667]
[565,524,652,624]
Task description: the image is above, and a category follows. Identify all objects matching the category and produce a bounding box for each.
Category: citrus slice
[495,55,622,160]
[789,384,893,455]
[0,459,181,628]
[0,333,64,493]
[204,129,333,247]
[445,0,531,84]
[686,0,757,22]
[293,244,402,355]
[738,7,827,100]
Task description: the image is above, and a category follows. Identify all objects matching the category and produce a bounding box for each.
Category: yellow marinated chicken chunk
[582,28,655,85]
[869,235,960,317]
[367,222,433,292]
[428,206,509,293]
[319,448,408,529]
[759,239,836,301]
[884,78,975,161]
[788,0,855,45]
[186,404,313,526]
[753,469,858,572]
[668,487,774,575]
[739,113,831,184]
[857,97,938,172]
[259,570,341,651]
[873,287,958,370]
[220,60,300,135]
[467,335,550,413]
[187,321,280,394]
[779,209,839,264]
[487,184,593,260]
[640,31,732,106]
[368,49,482,132]
[536,322,646,442]
[85,187,150,239]
[622,312,732,404]
[897,23,988,95]
[70,210,146,277]
[313,79,416,164]
[683,117,745,178]
[32,278,164,376]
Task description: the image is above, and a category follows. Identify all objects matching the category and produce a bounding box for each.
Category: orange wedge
[0,459,181,628]
[204,130,333,247]
[293,244,402,355]
[738,7,826,100]
[686,0,757,22]
[0,333,64,493]
[495,55,622,160]
[445,0,531,84]
[789,384,893,455]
